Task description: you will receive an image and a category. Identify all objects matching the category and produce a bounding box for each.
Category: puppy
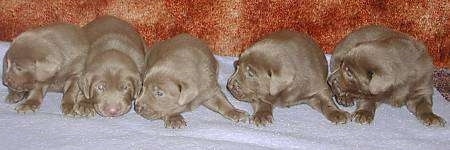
[328,25,446,126]
[2,23,89,115]
[227,30,349,126]
[134,34,248,129]
[78,15,146,117]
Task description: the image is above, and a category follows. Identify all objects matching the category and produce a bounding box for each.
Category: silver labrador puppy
[227,30,349,126]
[3,23,89,115]
[328,25,446,126]
[134,33,248,129]
[78,15,146,117]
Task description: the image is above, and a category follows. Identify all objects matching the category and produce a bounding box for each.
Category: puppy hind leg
[15,84,48,114]
[202,91,248,123]
[308,89,350,124]
[5,88,27,104]
[407,95,446,127]
[390,86,409,107]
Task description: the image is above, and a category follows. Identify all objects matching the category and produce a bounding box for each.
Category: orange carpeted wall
[0,0,448,68]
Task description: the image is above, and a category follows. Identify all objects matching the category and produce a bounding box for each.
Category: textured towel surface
[0,42,449,150]
[434,69,450,101]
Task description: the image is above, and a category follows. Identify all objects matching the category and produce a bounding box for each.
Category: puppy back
[83,15,146,71]
[243,30,328,80]
[334,25,432,72]
[8,23,88,65]
[146,33,217,83]
[332,25,421,63]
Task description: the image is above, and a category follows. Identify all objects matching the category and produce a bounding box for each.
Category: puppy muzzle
[327,72,354,104]
[227,81,246,100]
[134,101,162,120]
[3,79,34,92]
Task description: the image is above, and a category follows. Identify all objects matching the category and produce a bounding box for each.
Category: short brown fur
[328,25,446,126]
[78,15,146,117]
[2,23,89,115]
[227,30,349,126]
[135,34,248,129]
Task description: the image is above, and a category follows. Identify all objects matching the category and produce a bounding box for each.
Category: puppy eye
[96,83,106,93]
[344,66,353,79]
[154,91,164,97]
[246,66,255,78]
[247,71,254,78]
[14,66,23,72]
[120,84,129,91]
[367,71,374,80]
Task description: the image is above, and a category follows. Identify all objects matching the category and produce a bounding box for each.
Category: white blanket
[0,41,448,150]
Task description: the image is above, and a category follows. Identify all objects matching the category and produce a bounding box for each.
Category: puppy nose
[228,80,237,88]
[3,79,9,86]
[103,105,121,117]
[226,82,233,90]
[327,76,336,85]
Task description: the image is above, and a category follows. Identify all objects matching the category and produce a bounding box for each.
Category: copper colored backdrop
[0,0,448,68]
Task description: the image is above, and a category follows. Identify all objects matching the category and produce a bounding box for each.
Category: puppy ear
[368,71,394,95]
[350,39,400,95]
[269,67,294,96]
[177,81,198,106]
[78,74,93,99]
[366,37,416,95]
[34,60,59,81]
[4,55,10,71]
[3,55,11,78]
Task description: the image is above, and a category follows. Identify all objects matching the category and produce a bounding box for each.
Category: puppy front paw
[164,115,187,129]
[352,110,374,124]
[252,111,273,127]
[15,99,41,114]
[224,109,249,123]
[5,92,26,104]
[326,110,350,124]
[74,100,95,117]
[61,102,77,117]
[391,99,405,107]
[418,113,446,127]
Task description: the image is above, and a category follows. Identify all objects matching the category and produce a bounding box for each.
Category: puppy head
[227,53,293,102]
[3,40,60,91]
[78,51,142,117]
[327,38,413,100]
[327,58,374,101]
[134,74,198,120]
